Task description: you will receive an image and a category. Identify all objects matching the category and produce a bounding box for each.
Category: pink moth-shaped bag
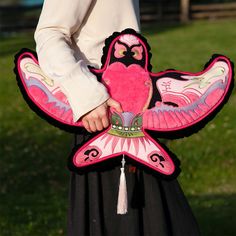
[14,29,234,179]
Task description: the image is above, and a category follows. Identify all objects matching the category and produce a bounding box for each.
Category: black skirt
[67,134,201,236]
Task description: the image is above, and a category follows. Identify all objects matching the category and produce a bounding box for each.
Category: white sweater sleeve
[34,0,109,122]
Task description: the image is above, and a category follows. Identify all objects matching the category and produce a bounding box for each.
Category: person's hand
[81,98,123,133]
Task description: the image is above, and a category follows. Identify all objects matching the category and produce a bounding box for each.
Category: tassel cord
[117,155,128,215]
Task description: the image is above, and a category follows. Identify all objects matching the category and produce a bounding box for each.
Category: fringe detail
[117,155,128,214]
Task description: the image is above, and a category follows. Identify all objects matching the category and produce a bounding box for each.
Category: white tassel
[117,155,128,215]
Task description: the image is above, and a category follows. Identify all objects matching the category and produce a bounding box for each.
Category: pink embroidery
[119,34,139,46]
[114,42,127,58]
[131,46,143,60]
[73,129,175,175]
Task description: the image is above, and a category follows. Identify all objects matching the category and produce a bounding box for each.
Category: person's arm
[35,0,121,132]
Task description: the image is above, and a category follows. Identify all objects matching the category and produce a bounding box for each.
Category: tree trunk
[180,0,190,23]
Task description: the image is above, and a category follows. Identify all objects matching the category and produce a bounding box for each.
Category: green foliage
[1,20,236,235]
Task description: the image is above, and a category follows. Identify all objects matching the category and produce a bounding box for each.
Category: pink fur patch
[102,62,151,114]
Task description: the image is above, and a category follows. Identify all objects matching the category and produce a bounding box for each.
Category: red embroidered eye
[131,46,143,60]
[114,42,127,58]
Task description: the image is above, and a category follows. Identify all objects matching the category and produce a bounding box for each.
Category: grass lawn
[1,19,236,235]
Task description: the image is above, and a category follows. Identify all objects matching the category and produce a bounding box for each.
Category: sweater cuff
[59,61,110,122]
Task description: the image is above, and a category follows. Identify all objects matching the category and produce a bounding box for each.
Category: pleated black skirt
[67,134,201,236]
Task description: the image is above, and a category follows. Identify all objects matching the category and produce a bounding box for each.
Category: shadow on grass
[0,121,71,235]
[189,193,236,236]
